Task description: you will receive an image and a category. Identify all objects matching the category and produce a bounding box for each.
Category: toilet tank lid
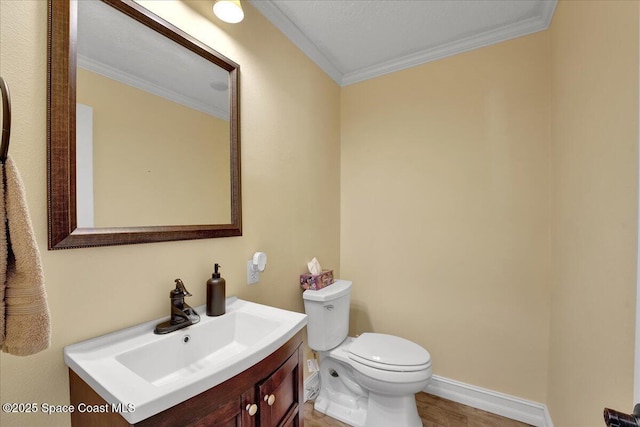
[302,280,352,302]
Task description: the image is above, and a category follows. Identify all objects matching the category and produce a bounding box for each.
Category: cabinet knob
[264,394,276,406]
[245,403,258,416]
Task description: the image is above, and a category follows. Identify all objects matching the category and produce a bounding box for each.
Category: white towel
[1,156,50,356]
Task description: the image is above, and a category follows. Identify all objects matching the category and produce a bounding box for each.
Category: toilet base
[364,392,422,427]
[314,394,367,427]
[313,390,422,427]
[313,349,368,426]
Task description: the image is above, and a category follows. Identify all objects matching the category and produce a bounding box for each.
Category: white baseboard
[425,375,554,427]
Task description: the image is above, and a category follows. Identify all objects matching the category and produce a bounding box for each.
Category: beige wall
[77,68,231,226]
[548,1,638,426]
[0,1,340,426]
[341,0,638,425]
[341,31,552,403]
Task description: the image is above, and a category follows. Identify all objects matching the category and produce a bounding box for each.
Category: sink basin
[64,297,307,424]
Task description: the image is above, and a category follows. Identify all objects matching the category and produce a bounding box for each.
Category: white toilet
[303,280,432,427]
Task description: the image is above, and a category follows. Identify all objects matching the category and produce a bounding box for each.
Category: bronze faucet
[154,279,200,334]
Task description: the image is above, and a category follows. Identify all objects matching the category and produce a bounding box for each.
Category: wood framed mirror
[47,0,241,249]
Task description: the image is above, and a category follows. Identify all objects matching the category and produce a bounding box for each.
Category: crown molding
[342,5,557,86]
[250,0,557,87]
[248,0,343,84]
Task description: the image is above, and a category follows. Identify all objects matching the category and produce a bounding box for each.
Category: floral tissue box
[300,270,334,291]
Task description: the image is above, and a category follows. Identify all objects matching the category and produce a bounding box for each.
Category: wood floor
[303,392,533,427]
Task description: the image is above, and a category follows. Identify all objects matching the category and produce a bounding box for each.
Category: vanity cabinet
[257,346,301,427]
[69,331,304,427]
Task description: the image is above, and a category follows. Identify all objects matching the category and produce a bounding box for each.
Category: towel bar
[0,76,11,163]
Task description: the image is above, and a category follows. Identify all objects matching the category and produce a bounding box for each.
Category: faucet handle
[174,278,192,297]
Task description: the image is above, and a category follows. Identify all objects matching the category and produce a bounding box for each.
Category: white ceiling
[249,0,557,86]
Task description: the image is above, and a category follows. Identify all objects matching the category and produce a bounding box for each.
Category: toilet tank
[302,280,352,351]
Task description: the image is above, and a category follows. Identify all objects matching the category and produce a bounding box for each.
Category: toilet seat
[348,333,431,372]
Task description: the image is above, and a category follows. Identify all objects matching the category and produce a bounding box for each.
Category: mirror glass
[47,0,241,249]
[76,1,231,228]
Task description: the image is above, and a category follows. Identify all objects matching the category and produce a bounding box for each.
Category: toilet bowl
[303,280,432,427]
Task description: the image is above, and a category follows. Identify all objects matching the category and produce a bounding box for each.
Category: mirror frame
[47,0,241,249]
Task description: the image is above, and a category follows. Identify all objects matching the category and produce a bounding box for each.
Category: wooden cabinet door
[257,348,303,427]
[135,381,258,427]
[184,396,241,427]
[240,389,259,427]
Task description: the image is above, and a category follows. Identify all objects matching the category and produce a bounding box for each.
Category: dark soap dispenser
[207,263,226,316]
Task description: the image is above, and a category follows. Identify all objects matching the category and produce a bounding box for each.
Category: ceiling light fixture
[213,0,244,24]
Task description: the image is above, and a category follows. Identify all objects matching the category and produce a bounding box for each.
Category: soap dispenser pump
[207,263,226,316]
